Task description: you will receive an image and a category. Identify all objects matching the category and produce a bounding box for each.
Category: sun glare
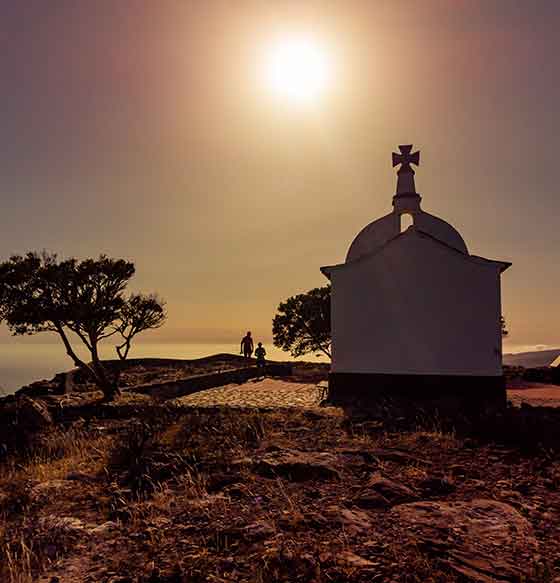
[263,35,332,105]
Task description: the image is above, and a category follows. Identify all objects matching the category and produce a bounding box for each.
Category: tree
[272,285,331,359]
[0,252,166,400]
[115,293,166,360]
[501,316,509,337]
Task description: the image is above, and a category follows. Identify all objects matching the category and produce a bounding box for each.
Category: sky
[0,0,559,353]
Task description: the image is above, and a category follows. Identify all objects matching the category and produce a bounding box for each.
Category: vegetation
[501,315,509,337]
[0,252,166,400]
[272,285,331,359]
[115,293,166,360]
[1,398,557,582]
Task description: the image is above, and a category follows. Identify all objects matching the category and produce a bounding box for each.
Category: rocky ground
[1,359,560,582]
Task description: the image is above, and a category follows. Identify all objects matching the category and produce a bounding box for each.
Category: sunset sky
[1,1,559,353]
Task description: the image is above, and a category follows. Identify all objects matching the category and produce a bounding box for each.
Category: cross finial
[392,144,420,196]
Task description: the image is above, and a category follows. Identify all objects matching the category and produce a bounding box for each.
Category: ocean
[0,342,327,395]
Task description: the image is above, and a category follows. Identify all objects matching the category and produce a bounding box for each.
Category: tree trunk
[56,324,120,401]
[90,340,120,401]
[116,339,131,361]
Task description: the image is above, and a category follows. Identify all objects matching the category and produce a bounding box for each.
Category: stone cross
[392,144,420,196]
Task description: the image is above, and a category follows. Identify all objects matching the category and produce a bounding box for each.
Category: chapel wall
[331,235,503,377]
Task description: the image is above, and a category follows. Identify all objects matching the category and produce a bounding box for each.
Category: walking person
[240,331,254,361]
[255,342,266,378]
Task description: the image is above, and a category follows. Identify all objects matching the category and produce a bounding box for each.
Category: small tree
[0,252,166,400]
[115,294,166,360]
[272,285,331,359]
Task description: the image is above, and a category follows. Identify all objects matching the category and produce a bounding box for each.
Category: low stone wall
[132,363,293,400]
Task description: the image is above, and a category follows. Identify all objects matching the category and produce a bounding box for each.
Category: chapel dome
[414,211,468,254]
[346,210,469,263]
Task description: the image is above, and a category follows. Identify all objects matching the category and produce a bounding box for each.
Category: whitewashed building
[321,145,511,409]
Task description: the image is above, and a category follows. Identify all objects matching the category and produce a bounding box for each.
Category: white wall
[331,231,503,376]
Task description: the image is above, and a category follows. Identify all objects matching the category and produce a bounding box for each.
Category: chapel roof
[321,227,511,279]
[346,144,472,262]
[346,209,468,262]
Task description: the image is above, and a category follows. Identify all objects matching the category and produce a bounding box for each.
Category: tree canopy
[0,252,166,400]
[272,285,331,359]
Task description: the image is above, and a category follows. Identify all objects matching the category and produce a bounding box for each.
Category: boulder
[89,521,120,537]
[353,491,391,510]
[254,450,340,481]
[391,499,539,582]
[17,396,52,429]
[366,475,418,504]
[323,506,372,535]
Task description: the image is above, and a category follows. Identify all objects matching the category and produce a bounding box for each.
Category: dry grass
[0,425,115,486]
[3,537,33,583]
[0,403,558,582]
[0,425,117,582]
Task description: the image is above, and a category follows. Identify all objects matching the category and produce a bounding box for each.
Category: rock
[353,491,391,509]
[495,489,523,508]
[323,506,372,535]
[17,396,52,429]
[449,464,469,477]
[254,450,341,481]
[243,520,275,541]
[418,476,456,496]
[90,521,120,536]
[206,472,242,492]
[336,550,376,568]
[38,515,90,537]
[336,447,430,467]
[366,475,418,504]
[369,448,431,466]
[15,379,59,398]
[222,483,250,499]
[65,471,96,483]
[391,499,539,582]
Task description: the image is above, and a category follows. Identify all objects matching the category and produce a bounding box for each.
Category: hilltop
[1,357,560,582]
[503,349,560,369]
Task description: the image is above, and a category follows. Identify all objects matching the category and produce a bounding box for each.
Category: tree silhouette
[501,316,509,337]
[273,285,331,359]
[116,294,166,360]
[0,252,166,400]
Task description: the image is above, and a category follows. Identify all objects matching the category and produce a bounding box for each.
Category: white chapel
[321,145,511,408]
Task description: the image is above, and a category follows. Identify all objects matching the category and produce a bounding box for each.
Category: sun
[262,35,332,104]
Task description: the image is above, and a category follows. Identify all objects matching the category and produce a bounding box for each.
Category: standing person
[240,331,254,361]
[255,342,266,377]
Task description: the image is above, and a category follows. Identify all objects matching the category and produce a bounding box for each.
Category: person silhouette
[240,331,254,360]
[255,342,266,376]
